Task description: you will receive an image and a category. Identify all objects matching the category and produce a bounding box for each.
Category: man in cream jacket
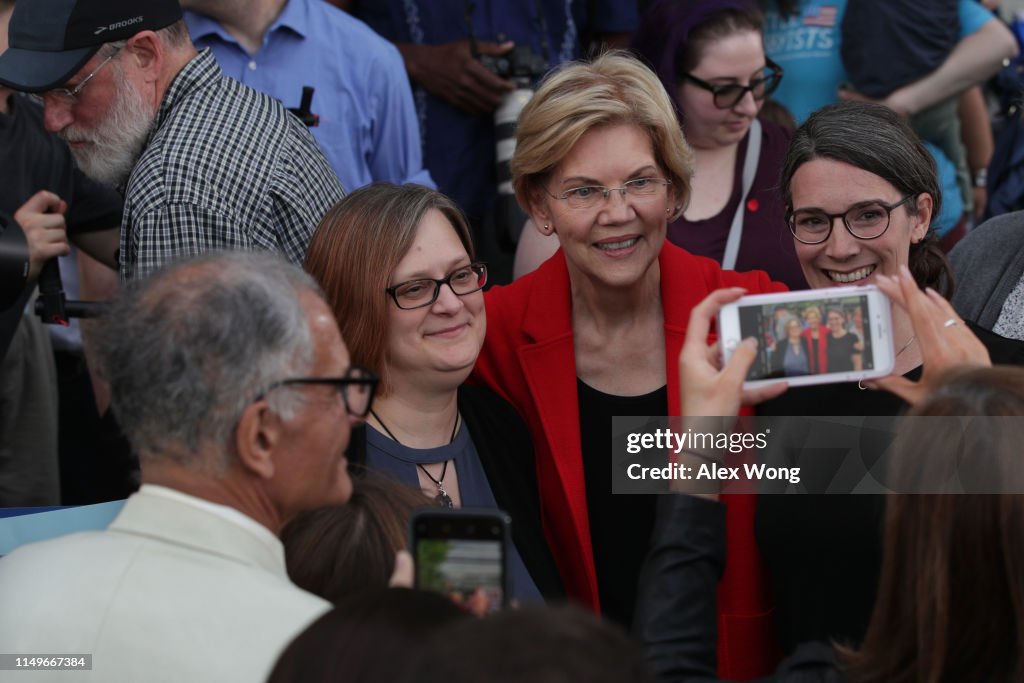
[0,251,379,682]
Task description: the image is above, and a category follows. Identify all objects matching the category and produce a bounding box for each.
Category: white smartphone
[717,285,895,388]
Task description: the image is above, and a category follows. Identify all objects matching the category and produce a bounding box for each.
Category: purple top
[667,119,808,291]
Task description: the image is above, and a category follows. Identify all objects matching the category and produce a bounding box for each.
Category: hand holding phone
[680,287,788,417]
[865,268,990,404]
[410,508,511,614]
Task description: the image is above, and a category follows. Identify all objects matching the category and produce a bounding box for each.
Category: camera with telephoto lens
[478,44,548,250]
[478,43,548,82]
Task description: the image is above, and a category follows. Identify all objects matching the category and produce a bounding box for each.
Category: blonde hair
[511,50,694,220]
[802,305,822,321]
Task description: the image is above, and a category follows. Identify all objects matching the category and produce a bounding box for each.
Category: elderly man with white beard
[0,0,344,281]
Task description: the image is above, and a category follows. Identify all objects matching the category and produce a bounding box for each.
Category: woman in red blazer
[473,51,785,679]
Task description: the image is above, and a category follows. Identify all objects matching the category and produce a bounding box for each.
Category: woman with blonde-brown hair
[304,183,563,604]
[473,51,785,676]
[516,0,806,290]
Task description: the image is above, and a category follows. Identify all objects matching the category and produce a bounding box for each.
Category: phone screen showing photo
[738,294,875,381]
[416,538,504,613]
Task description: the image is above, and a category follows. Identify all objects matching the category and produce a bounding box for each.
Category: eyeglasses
[788,195,916,245]
[545,177,672,211]
[39,48,121,107]
[255,365,379,418]
[386,262,487,310]
[681,59,783,109]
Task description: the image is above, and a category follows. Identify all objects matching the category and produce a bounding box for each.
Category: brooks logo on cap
[95,16,145,36]
[0,0,183,92]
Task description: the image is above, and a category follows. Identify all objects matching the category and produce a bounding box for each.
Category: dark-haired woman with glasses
[304,183,563,605]
[629,101,1023,681]
[630,0,807,290]
[752,100,1024,663]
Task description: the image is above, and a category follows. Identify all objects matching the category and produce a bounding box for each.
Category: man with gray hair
[0,251,378,682]
[0,0,344,280]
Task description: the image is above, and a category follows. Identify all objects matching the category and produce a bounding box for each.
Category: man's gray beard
[64,70,155,188]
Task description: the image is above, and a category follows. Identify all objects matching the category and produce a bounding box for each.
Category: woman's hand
[680,288,787,417]
[865,265,990,404]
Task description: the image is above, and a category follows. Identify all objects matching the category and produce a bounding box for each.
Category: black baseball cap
[0,0,183,92]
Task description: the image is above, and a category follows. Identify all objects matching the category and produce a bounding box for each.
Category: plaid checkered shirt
[119,49,345,280]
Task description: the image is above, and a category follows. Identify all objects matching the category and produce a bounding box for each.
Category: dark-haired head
[631,0,772,154]
[281,472,432,605]
[267,587,468,683]
[781,101,952,296]
[400,604,658,683]
[631,0,765,112]
[845,366,1024,683]
[909,365,1024,418]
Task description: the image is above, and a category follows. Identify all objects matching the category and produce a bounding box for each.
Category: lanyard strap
[722,118,762,270]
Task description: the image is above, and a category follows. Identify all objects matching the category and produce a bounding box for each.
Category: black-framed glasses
[255,365,379,418]
[680,59,783,109]
[386,262,487,310]
[788,195,916,245]
[39,48,122,107]
[545,177,672,211]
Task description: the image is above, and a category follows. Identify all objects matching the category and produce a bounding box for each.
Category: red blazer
[475,243,786,679]
[801,326,828,373]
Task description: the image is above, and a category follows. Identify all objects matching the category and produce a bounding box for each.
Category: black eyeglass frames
[787,195,916,245]
[385,262,488,310]
[680,59,783,109]
[255,366,379,418]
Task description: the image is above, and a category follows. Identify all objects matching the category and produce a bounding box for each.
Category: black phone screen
[412,510,508,612]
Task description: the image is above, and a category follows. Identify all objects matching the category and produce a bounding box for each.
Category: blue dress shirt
[185,0,434,192]
[357,0,636,218]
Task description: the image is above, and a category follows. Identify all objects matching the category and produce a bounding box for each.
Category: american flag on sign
[803,5,838,27]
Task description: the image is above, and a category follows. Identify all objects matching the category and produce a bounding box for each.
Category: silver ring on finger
[943,318,960,328]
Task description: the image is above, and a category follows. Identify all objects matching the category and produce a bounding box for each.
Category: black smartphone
[410,507,511,612]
